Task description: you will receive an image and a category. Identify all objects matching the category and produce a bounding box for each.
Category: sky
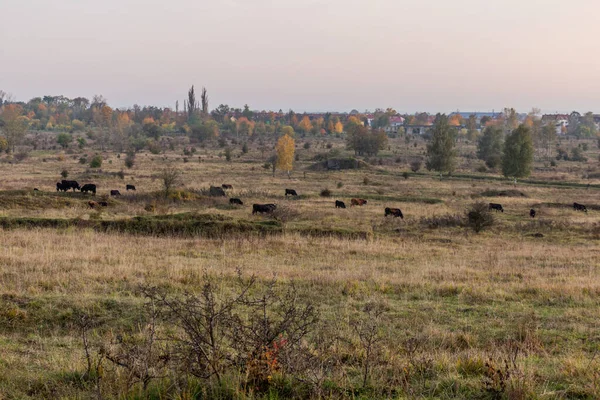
[1,0,599,114]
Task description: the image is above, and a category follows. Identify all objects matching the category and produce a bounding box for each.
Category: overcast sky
[1,0,598,113]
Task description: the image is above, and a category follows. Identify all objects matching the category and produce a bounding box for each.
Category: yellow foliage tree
[100,105,113,128]
[298,116,312,133]
[281,125,295,137]
[334,121,343,134]
[276,134,295,178]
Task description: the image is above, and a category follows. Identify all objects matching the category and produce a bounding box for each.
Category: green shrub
[89,155,102,168]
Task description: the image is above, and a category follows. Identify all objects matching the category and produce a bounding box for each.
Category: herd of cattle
[51,180,591,218]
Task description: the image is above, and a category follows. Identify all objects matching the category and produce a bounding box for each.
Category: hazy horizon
[1,0,599,114]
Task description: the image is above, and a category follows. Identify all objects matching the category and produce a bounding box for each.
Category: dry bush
[466,202,494,233]
[271,204,301,223]
[420,214,463,229]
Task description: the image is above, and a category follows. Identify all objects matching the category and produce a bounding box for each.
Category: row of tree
[426,114,535,179]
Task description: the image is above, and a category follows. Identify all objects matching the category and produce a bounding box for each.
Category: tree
[502,125,534,179]
[281,125,295,137]
[426,114,457,176]
[187,85,197,122]
[346,126,387,156]
[0,104,28,152]
[502,107,518,134]
[124,152,135,168]
[276,134,295,178]
[90,155,103,168]
[159,166,182,196]
[297,116,312,134]
[466,114,478,141]
[477,125,503,168]
[201,87,209,116]
[57,133,73,149]
[539,123,557,160]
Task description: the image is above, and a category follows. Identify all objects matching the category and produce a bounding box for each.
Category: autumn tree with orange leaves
[276,134,295,178]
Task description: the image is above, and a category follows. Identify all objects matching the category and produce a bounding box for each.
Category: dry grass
[0,136,599,398]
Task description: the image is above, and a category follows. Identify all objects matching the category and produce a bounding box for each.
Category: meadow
[0,133,599,399]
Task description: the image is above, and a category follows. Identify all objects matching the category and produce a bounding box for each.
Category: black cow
[33,188,39,191]
[385,207,404,218]
[222,184,233,190]
[110,190,121,196]
[529,209,536,218]
[126,184,136,191]
[285,189,298,196]
[98,201,108,207]
[56,182,69,192]
[81,184,96,195]
[61,180,80,191]
[335,200,346,209]
[574,202,588,213]
[489,203,504,212]
[230,198,243,205]
[252,203,277,214]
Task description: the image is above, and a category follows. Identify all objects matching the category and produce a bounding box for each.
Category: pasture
[0,134,599,399]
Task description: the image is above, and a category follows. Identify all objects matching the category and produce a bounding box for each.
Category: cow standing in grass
[573,202,587,213]
[335,200,346,209]
[252,204,277,214]
[81,184,96,195]
[285,189,298,196]
[385,207,404,218]
[489,203,504,212]
[530,209,536,218]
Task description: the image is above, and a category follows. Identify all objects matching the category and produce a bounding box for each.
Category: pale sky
[1,0,599,113]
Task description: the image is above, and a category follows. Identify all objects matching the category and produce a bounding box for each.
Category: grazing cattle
[385,207,404,218]
[56,182,69,192]
[81,184,97,195]
[252,203,277,215]
[350,198,368,207]
[285,189,298,196]
[33,188,39,191]
[222,184,233,190]
[229,198,244,205]
[110,190,121,196]
[88,201,98,209]
[98,201,108,207]
[573,202,588,213]
[209,186,226,197]
[335,200,346,209]
[61,180,80,191]
[529,209,536,218]
[126,184,136,191]
[489,203,504,212]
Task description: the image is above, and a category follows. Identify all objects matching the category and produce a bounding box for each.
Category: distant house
[385,116,405,133]
[405,125,430,135]
[541,114,569,135]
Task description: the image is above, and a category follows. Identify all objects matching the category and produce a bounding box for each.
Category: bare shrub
[466,202,494,233]
[410,159,422,173]
[420,214,463,229]
[157,166,182,197]
[271,204,300,223]
[320,188,331,197]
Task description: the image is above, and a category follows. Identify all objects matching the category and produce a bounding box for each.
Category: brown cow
[88,201,99,209]
[350,198,368,206]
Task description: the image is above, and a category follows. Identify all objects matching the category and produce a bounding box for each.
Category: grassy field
[0,134,599,399]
